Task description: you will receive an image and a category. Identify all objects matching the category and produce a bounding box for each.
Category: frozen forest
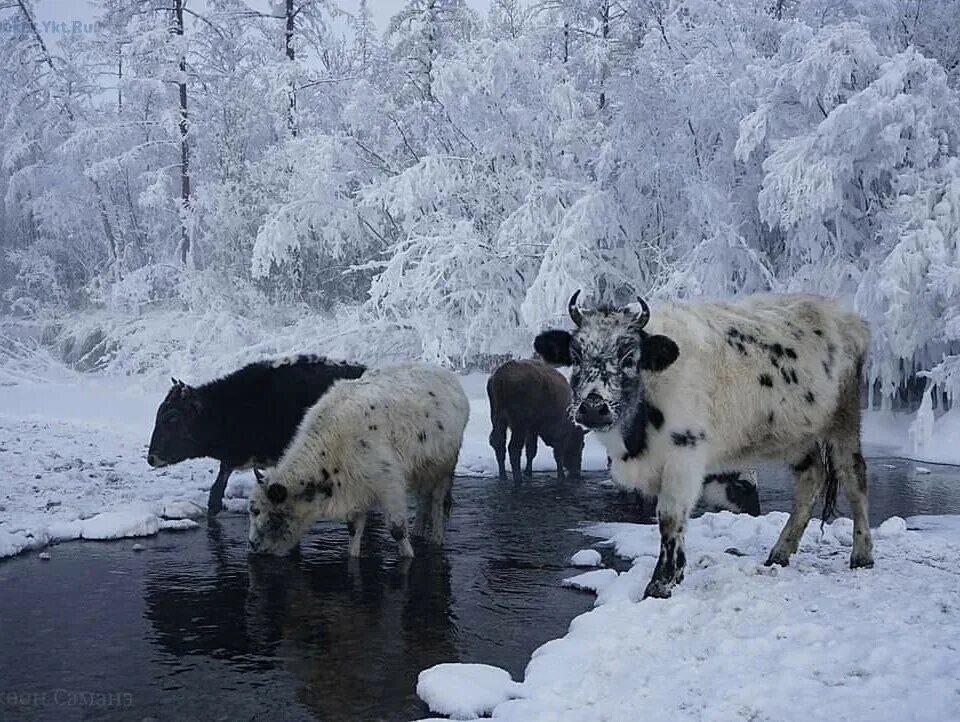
[2,0,960,406]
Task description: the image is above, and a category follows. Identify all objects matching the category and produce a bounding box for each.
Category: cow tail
[819,441,839,531]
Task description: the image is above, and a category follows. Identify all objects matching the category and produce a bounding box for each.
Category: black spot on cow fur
[359,439,369,449]
[768,411,775,423]
[428,390,436,397]
[790,369,799,384]
[758,374,773,387]
[623,407,649,459]
[267,483,288,504]
[770,343,784,356]
[647,404,665,430]
[299,481,332,503]
[792,452,815,473]
[321,468,330,481]
[804,390,816,404]
[671,430,705,447]
[369,425,377,431]
[785,348,797,360]
[417,431,427,443]
[814,329,823,336]
[437,421,444,431]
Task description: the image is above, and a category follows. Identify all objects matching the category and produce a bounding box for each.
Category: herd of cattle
[147,292,873,599]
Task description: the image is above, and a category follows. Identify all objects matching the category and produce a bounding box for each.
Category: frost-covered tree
[3,0,960,410]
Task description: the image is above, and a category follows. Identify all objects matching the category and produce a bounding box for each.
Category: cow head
[147,378,206,467]
[534,290,679,431]
[247,469,316,555]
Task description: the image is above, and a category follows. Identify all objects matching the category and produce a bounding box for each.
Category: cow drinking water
[247,364,470,558]
[535,291,872,599]
[147,355,366,515]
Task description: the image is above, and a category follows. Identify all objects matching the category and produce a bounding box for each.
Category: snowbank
[417,512,960,721]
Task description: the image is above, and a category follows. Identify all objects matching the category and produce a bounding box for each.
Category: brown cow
[487,360,585,483]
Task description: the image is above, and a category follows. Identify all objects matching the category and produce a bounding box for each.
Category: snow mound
[877,516,907,538]
[425,512,960,721]
[417,663,521,720]
[160,500,205,519]
[159,518,200,531]
[79,510,160,540]
[569,549,602,567]
[562,568,618,593]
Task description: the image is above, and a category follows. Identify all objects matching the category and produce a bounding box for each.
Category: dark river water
[1,457,959,722]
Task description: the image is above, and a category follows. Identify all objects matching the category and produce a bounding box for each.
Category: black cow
[147,355,366,515]
[487,359,586,483]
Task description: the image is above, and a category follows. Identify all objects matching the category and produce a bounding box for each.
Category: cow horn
[632,296,651,330]
[254,467,265,484]
[568,289,584,327]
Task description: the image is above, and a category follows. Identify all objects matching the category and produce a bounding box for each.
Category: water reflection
[142,519,458,720]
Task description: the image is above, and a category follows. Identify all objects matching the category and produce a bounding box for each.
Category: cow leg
[207,462,233,516]
[524,432,538,477]
[489,417,508,481]
[413,489,430,538]
[644,463,703,599]
[508,427,526,484]
[835,439,874,569]
[766,446,826,567]
[427,463,455,545]
[552,444,566,481]
[382,487,415,558]
[346,510,367,558]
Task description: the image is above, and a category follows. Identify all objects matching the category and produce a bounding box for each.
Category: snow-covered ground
[416,512,960,721]
[0,358,957,559]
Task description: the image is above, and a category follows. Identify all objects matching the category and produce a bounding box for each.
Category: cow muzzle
[147,454,168,468]
[575,393,613,429]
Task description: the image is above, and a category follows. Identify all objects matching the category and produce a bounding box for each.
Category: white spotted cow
[535,292,872,599]
[248,364,469,558]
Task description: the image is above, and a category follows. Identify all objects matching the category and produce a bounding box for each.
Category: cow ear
[640,334,679,372]
[253,467,266,484]
[534,329,573,366]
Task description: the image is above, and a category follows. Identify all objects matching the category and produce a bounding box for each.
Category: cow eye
[250,507,260,517]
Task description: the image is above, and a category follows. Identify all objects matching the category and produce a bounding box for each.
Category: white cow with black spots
[535,292,872,599]
[248,364,469,558]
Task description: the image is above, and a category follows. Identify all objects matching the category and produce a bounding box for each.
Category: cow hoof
[850,554,874,569]
[764,551,789,568]
[523,469,533,478]
[642,580,673,600]
[206,504,222,517]
[498,472,508,481]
